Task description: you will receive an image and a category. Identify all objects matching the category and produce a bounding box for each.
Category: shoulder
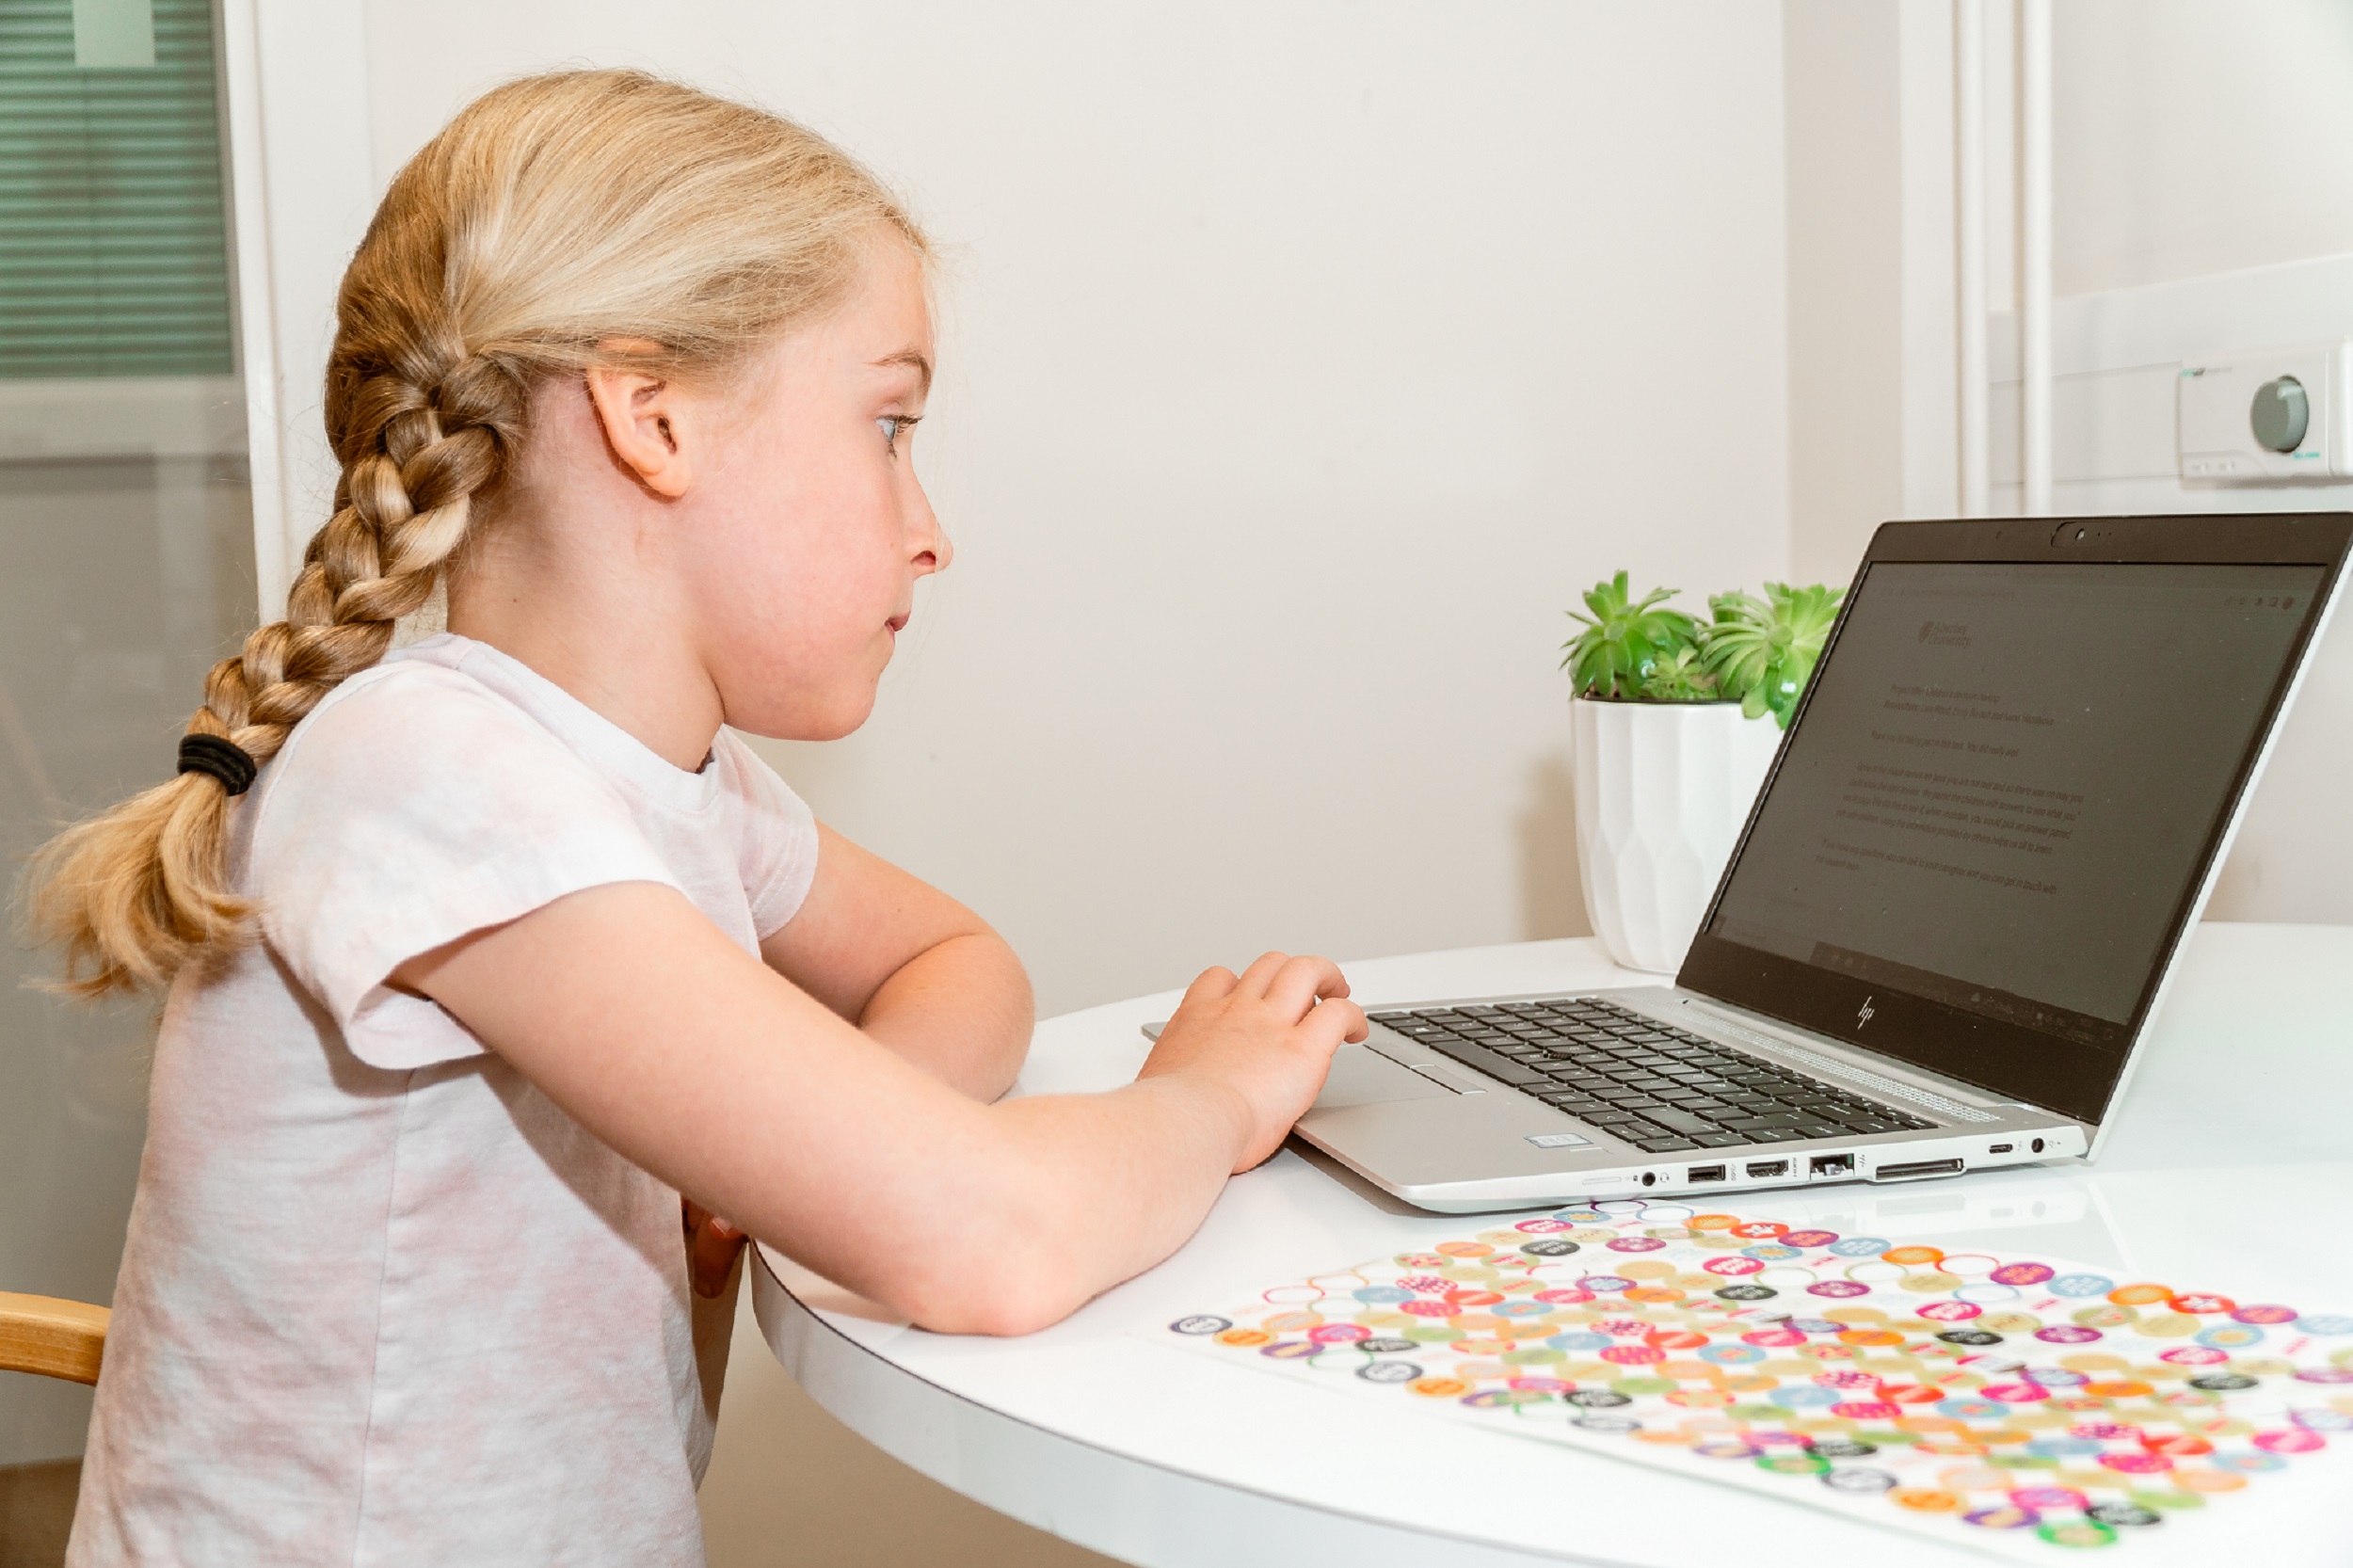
[710,730,821,937]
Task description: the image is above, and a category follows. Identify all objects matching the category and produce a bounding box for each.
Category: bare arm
[396,882,1362,1336]
[760,824,1031,1102]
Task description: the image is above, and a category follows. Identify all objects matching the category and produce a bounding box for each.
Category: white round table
[753,925,2353,1567]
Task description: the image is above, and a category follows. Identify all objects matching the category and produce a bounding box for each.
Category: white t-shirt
[68,633,819,1567]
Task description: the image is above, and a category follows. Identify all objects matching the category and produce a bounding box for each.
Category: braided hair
[28,69,926,995]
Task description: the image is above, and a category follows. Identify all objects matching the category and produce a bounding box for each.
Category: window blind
[0,0,233,378]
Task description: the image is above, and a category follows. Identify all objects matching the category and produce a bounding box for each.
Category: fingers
[1262,954,1349,1018]
[1232,952,1291,998]
[1182,965,1241,1006]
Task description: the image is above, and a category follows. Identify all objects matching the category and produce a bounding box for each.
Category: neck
[445,507,724,774]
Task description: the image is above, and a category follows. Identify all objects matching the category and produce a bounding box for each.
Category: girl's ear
[584,351,697,498]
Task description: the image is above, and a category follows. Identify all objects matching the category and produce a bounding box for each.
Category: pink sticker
[1705,1256,1767,1276]
[1608,1236,1668,1253]
[2036,1325,2103,1344]
[1535,1288,1596,1305]
[1516,1219,1577,1233]
[2159,1346,2228,1366]
[2097,1451,2172,1475]
[2070,1422,2140,1441]
[1979,1383,2049,1403]
[1918,1300,1984,1322]
[1399,1275,1449,1294]
[1742,1328,1806,1348]
[1308,1323,1371,1344]
[2255,1429,2327,1454]
[1832,1400,1902,1419]
[1399,1299,1456,1318]
[1808,1280,1870,1299]
[1601,1344,1663,1365]
[1596,1318,1652,1338]
[2233,1304,2299,1325]
[1507,1376,1572,1393]
[1783,1229,1840,1249]
[2010,1487,2087,1512]
[1989,1262,2055,1287]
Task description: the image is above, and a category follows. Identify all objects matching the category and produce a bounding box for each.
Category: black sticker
[2087,1502,2163,1528]
[1572,1414,1642,1434]
[1818,1466,1898,1494]
[1566,1388,1633,1408]
[1807,1439,1880,1459]
[2189,1372,2259,1392]
[1170,1315,1232,1336]
[1520,1238,1581,1257]
[1937,1329,2004,1346]
[1355,1360,1422,1384]
[1714,1284,1778,1302]
[1358,1337,1417,1355]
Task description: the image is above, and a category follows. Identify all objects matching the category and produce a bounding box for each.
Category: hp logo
[1856,996,1876,1028]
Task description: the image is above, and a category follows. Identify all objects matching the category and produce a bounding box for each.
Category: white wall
[360,2,1793,1019]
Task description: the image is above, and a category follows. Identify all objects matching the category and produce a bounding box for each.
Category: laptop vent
[1697,1019,2001,1124]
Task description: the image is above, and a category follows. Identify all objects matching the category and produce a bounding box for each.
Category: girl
[34,71,1362,1565]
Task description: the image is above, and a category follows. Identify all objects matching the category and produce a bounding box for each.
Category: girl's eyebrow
[872,348,932,396]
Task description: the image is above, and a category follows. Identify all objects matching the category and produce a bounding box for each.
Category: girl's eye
[876,414,919,456]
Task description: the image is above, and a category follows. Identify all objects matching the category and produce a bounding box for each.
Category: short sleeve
[249,665,686,1070]
[716,731,820,940]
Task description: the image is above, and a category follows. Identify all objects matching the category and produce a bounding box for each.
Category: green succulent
[1636,644,1720,702]
[1560,572,1700,701]
[1699,581,1845,728]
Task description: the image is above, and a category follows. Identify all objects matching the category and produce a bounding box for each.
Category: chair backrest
[0,1293,109,1384]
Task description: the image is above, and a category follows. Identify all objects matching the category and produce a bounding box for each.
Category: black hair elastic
[177,733,259,796]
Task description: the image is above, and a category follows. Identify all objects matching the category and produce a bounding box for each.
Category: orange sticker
[1409,1376,1471,1398]
[1436,1241,1495,1258]
[1689,1214,1743,1231]
[2107,1283,2173,1306]
[2084,1380,2153,1399]
[1625,1287,1687,1304]
[1216,1329,1273,1348]
[1881,1245,1945,1267]
[1892,1487,1966,1512]
[1839,1328,1907,1347]
[2176,1468,2248,1494]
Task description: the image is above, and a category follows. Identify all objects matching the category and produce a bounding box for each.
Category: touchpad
[1313,1045,1453,1110]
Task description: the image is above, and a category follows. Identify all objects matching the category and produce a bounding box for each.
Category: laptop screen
[1685,554,2329,1126]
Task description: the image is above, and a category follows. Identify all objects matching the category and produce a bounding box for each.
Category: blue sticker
[2048,1273,2115,1298]
[1828,1237,1892,1257]
[1353,1286,1413,1304]
[1744,1244,1806,1262]
[1769,1384,1841,1408]
[1580,1275,1635,1293]
[1547,1332,1615,1352]
[2297,1314,2353,1336]
[2025,1437,2106,1458]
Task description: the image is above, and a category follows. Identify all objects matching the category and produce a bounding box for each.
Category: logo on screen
[1917,620,1972,647]
[1856,996,1876,1028]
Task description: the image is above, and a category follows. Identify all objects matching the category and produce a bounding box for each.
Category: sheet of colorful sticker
[1154,1198,2353,1560]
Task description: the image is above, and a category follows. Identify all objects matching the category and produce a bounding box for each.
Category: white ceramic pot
[1572,697,1782,974]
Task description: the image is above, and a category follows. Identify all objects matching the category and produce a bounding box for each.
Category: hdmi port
[1874,1157,1965,1181]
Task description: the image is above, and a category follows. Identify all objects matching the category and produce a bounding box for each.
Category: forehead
[833,235,933,353]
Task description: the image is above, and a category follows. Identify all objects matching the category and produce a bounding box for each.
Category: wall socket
[2178,339,2353,484]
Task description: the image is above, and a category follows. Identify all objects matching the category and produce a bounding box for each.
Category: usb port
[1744,1160,1789,1178]
[1989,1143,2015,1154]
[1809,1153,1855,1177]
[1686,1164,1727,1183]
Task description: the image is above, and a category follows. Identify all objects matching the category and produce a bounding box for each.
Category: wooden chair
[0,1294,108,1385]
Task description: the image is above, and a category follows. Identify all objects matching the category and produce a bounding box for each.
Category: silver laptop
[1274,513,2351,1211]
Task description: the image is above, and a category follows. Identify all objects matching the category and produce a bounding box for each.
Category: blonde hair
[28,69,926,997]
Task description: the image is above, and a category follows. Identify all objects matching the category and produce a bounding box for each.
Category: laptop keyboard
[1366,997,1935,1155]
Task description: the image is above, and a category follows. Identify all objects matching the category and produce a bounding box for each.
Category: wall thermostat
[2178,339,2353,484]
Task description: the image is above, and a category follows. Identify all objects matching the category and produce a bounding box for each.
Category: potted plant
[1562,574,1843,973]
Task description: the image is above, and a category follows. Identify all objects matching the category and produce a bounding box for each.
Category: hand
[1138,952,1368,1173]
[682,1197,747,1298]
